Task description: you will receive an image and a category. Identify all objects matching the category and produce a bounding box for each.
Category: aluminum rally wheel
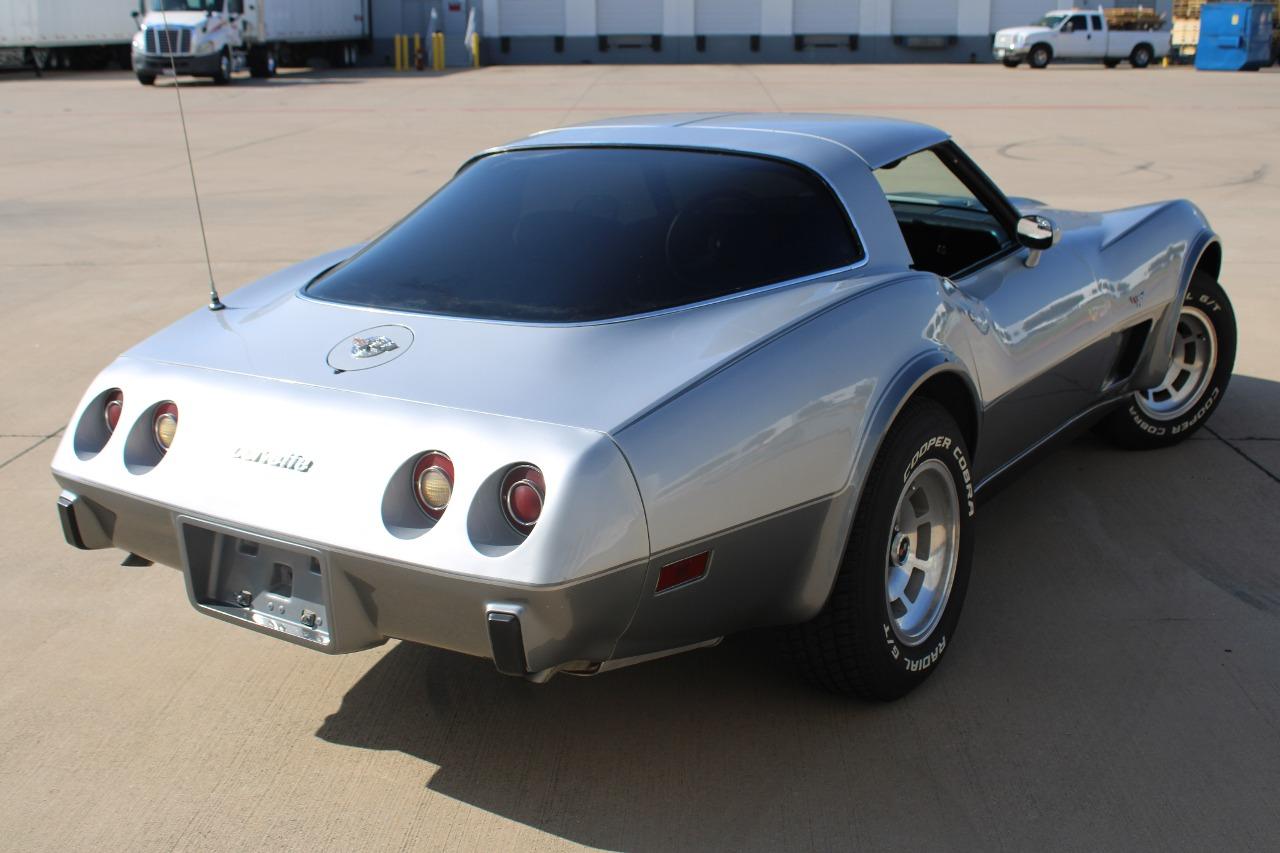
[789,398,974,700]
[1100,272,1236,450]
[885,459,960,647]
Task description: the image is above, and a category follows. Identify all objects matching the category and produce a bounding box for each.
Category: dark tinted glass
[307,147,861,322]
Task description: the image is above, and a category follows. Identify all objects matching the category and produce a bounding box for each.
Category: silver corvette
[52,114,1236,700]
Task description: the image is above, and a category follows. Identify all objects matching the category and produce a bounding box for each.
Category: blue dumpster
[1195,2,1275,70]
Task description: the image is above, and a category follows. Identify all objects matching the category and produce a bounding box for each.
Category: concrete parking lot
[1,62,1278,852]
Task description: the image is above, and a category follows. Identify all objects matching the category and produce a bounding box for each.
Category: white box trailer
[132,0,368,85]
[0,0,143,71]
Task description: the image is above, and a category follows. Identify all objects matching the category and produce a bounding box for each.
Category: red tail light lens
[501,464,544,534]
[412,452,454,520]
[103,390,124,434]
[152,402,178,453]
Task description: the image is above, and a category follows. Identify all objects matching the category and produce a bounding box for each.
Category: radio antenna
[158,5,224,311]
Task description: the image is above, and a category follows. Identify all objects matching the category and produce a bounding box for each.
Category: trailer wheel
[1130,44,1153,68]
[1029,44,1052,68]
[212,50,233,85]
[136,72,156,86]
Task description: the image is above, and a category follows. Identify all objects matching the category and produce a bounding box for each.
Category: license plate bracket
[178,516,332,648]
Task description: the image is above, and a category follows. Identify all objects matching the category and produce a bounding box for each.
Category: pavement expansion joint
[1205,426,1280,485]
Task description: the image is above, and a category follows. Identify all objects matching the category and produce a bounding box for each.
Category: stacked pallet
[1171,0,1206,18]
[1172,17,1200,48]
[1105,6,1166,30]
[1175,0,1280,19]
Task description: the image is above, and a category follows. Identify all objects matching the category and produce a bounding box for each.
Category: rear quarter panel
[611,271,979,642]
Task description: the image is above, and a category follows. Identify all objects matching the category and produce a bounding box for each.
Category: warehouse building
[371,0,1173,64]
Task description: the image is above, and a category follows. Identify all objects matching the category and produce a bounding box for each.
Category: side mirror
[1016,214,1060,268]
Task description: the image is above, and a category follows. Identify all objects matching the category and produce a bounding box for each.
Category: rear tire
[1099,273,1236,450]
[1029,44,1052,68]
[1130,44,1153,68]
[136,72,156,86]
[249,46,276,78]
[788,399,975,700]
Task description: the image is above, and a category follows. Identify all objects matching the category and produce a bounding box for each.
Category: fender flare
[1133,228,1220,389]
[791,350,981,621]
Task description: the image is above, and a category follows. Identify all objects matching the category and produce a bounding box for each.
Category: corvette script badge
[233,448,313,472]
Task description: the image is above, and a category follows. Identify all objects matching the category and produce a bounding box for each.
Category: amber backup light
[412,452,454,520]
[152,402,178,452]
[656,551,710,593]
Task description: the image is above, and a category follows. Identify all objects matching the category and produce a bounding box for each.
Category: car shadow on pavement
[316,630,899,851]
[316,375,1280,851]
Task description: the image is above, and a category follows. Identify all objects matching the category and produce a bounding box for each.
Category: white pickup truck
[994,7,1171,69]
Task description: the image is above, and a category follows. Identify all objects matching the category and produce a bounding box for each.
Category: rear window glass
[306,147,862,322]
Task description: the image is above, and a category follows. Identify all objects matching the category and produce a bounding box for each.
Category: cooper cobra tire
[1029,44,1052,68]
[788,398,975,700]
[1130,44,1153,68]
[1100,273,1236,450]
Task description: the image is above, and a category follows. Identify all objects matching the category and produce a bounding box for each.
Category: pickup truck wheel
[1103,58,1120,68]
[1130,44,1153,68]
[1099,273,1236,450]
[787,399,974,700]
[136,72,156,86]
[212,51,233,85]
[1002,57,1021,68]
[1029,44,1052,68]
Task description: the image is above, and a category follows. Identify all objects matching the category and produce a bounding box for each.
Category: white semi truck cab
[132,0,249,85]
[994,6,1172,69]
[131,0,367,86]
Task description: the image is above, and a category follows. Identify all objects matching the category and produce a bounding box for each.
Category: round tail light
[103,390,124,434]
[152,402,178,452]
[412,452,454,520]
[501,464,545,534]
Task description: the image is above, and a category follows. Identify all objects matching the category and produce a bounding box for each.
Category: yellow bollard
[394,34,405,71]
[1161,55,1169,67]
[434,32,445,71]
[470,32,480,67]
[414,33,423,70]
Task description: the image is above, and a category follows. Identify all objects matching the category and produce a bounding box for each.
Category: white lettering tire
[788,398,975,700]
[1100,273,1236,450]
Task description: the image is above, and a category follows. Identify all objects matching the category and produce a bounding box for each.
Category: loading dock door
[793,0,860,34]
[892,0,958,35]
[694,0,763,34]
[990,0,1049,32]
[597,0,662,35]
[498,0,565,36]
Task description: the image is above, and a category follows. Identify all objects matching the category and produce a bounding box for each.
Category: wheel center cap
[893,535,911,566]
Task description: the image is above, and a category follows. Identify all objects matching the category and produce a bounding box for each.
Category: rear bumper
[56,483,649,677]
[132,51,222,75]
